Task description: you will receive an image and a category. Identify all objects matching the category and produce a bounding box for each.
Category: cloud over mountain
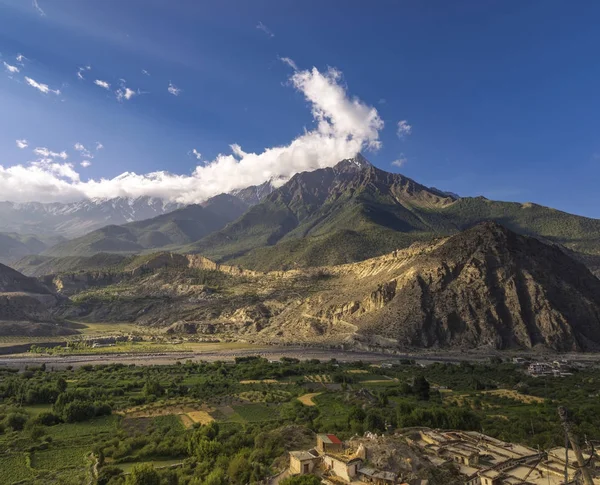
[0,64,384,203]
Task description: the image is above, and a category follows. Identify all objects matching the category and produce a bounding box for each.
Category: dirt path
[297,392,321,406]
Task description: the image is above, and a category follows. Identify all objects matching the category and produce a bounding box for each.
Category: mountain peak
[333,153,372,172]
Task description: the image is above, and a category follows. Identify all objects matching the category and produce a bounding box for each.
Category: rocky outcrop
[48,223,600,351]
[0,263,65,332]
[260,223,600,351]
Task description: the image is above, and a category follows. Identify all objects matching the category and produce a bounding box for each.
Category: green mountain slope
[0,232,67,266]
[13,253,130,277]
[42,194,249,258]
[186,157,600,271]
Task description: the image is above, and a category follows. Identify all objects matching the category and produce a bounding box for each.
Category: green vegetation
[187,166,600,270]
[1,357,600,484]
[42,198,248,258]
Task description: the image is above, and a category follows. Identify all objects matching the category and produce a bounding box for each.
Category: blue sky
[0,0,599,217]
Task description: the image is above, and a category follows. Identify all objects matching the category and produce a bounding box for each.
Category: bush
[125,464,160,485]
[34,411,61,426]
[5,412,28,431]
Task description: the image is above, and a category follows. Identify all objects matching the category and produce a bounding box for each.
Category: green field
[0,454,35,483]
[229,403,279,422]
[1,357,600,484]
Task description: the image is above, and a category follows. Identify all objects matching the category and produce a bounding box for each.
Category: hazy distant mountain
[0,196,183,238]
[41,194,250,258]
[0,232,67,266]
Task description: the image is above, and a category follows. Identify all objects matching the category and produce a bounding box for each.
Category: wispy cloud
[15,54,27,66]
[397,120,412,138]
[80,160,92,168]
[95,142,104,151]
[0,62,386,203]
[32,0,45,16]
[94,79,110,90]
[191,149,202,160]
[15,139,28,149]
[3,62,20,74]
[76,65,91,80]
[74,143,93,158]
[167,81,181,96]
[33,147,68,160]
[141,69,150,76]
[25,76,61,95]
[279,57,298,71]
[391,154,407,168]
[256,21,274,38]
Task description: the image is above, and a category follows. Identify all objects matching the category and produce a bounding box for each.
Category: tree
[34,411,61,426]
[62,400,95,422]
[5,412,28,431]
[56,377,67,393]
[125,464,160,485]
[203,468,227,485]
[365,411,385,432]
[97,466,123,485]
[413,376,430,401]
[228,454,252,485]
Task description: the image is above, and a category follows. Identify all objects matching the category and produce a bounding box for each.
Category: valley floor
[4,344,600,369]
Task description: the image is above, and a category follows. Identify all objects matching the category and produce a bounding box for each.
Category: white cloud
[142,69,150,76]
[31,160,79,182]
[116,80,137,102]
[24,77,60,95]
[74,143,93,158]
[397,120,412,138]
[94,79,110,90]
[95,142,104,151]
[391,155,407,168]
[16,54,27,65]
[32,0,45,16]
[256,21,274,38]
[167,82,181,96]
[80,160,92,168]
[0,62,386,203]
[15,139,28,149]
[3,62,20,74]
[33,147,68,160]
[279,57,298,71]
[191,149,202,160]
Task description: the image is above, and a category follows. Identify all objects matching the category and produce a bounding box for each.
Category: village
[282,428,599,485]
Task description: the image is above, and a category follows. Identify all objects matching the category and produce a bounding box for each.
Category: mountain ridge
[44,222,600,351]
[41,194,251,258]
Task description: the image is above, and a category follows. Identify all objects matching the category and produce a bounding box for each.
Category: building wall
[323,456,359,481]
[317,437,343,454]
[290,457,317,475]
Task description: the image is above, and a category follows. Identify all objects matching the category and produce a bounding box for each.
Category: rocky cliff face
[49,223,600,351]
[0,263,65,333]
[260,223,600,351]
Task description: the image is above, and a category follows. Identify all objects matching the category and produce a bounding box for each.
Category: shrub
[34,411,61,426]
[5,412,28,431]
